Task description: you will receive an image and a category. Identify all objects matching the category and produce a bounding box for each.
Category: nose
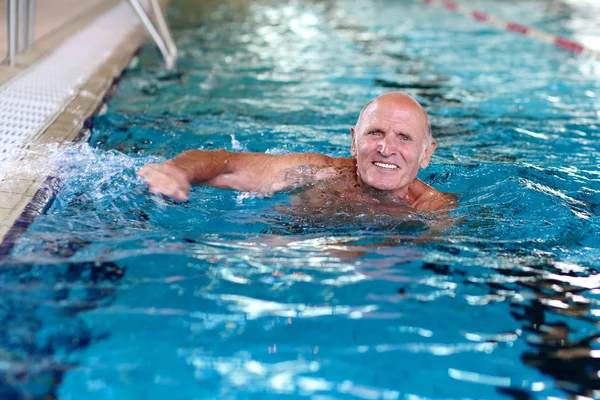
[377,135,397,157]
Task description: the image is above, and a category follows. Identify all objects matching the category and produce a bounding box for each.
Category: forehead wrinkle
[356,93,432,138]
[362,115,422,138]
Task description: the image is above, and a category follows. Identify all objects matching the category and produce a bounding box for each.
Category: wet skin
[283,165,415,216]
[350,92,436,199]
[138,92,456,212]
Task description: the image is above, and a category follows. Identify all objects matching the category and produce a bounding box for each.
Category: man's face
[351,98,436,195]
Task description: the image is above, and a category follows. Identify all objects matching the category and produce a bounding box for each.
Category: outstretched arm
[138,149,351,201]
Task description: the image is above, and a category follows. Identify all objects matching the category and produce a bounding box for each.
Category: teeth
[373,162,398,170]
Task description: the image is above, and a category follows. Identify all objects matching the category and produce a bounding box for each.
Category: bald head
[356,92,432,146]
[349,92,438,194]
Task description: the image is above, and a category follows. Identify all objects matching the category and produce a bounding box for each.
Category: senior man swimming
[139,92,457,212]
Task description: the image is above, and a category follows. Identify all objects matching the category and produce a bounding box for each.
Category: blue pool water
[2,0,600,398]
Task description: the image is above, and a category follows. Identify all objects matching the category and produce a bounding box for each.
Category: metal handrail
[128,0,177,70]
[149,0,177,62]
[5,0,34,66]
[4,0,177,69]
[27,0,35,48]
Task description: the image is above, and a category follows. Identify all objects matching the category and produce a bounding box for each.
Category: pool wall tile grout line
[0,0,168,255]
[0,177,62,262]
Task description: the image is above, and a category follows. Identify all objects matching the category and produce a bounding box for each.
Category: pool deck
[0,0,107,64]
[0,1,160,248]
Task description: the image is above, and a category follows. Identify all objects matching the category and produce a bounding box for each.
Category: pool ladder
[5,0,35,66]
[5,0,177,70]
[128,0,177,70]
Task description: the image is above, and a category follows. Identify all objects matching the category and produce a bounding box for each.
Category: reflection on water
[1,0,600,398]
[506,263,600,399]
[0,259,125,399]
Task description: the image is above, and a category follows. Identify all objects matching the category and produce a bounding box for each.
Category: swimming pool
[2,0,600,398]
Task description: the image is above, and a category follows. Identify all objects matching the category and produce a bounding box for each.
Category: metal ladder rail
[4,0,177,69]
[128,0,177,70]
[5,0,35,66]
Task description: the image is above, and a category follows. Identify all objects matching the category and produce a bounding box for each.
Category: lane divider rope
[421,0,600,59]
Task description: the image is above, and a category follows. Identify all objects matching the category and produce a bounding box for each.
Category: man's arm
[138,149,351,201]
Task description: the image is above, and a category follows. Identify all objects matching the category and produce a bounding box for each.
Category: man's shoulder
[328,156,355,168]
[410,179,457,211]
[272,153,354,168]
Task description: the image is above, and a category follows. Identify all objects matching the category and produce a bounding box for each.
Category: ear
[420,140,437,169]
[350,127,357,157]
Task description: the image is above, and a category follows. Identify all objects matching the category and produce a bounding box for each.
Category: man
[139,92,456,211]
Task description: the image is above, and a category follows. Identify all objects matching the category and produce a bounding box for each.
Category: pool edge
[0,2,171,260]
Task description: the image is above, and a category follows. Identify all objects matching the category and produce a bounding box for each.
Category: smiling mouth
[373,161,399,170]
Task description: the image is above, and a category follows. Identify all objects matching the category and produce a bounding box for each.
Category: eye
[398,134,411,141]
[368,130,382,136]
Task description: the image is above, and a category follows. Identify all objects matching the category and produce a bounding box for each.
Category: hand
[138,162,191,201]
